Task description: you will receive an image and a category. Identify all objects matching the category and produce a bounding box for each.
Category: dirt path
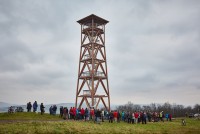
[0,119,66,123]
[0,119,87,124]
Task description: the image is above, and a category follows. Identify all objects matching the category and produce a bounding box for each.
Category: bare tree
[116,101,200,117]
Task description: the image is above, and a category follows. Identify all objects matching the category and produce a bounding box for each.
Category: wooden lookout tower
[75,14,110,111]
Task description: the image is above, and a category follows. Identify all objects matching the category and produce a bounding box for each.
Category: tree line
[116,102,200,117]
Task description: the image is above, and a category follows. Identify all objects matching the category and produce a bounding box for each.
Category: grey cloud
[0,39,37,72]
[126,74,158,84]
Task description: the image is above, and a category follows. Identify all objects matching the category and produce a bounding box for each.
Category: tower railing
[83,54,91,60]
[81,71,91,77]
[83,90,91,95]
[94,71,104,77]
[81,71,105,77]
[83,23,103,29]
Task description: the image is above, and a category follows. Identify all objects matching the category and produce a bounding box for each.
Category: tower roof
[77,14,109,25]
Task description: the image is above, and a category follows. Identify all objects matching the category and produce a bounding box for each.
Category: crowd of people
[59,107,103,123]
[58,107,172,124]
[25,102,173,124]
[49,105,57,115]
[26,101,45,115]
[119,111,172,124]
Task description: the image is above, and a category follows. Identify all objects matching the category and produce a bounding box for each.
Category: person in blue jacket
[33,101,38,112]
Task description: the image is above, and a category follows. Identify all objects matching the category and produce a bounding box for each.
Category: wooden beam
[99,47,105,60]
[77,79,86,95]
[101,97,108,110]
[86,62,91,72]
[86,31,92,43]
[99,34,104,45]
[85,97,91,108]
[100,79,108,95]
[94,79,100,95]
[95,63,100,72]
[78,97,84,109]
[86,79,91,91]
[81,34,87,45]
[94,46,99,58]
[99,63,106,76]
[79,62,86,77]
[81,48,87,60]
[95,98,101,109]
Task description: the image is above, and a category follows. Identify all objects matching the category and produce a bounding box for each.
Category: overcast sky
[0,0,200,106]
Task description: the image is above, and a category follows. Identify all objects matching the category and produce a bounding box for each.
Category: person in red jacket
[73,107,76,120]
[90,107,95,121]
[134,111,139,124]
[69,107,73,119]
[113,111,117,122]
[81,108,85,120]
[169,113,172,121]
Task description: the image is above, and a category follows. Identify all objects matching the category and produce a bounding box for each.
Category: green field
[0,112,200,134]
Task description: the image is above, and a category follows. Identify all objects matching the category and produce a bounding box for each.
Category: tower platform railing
[81,71,105,77]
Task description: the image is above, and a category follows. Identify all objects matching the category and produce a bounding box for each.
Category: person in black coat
[40,103,45,115]
[27,102,32,112]
[109,111,114,123]
[96,109,101,124]
[84,108,89,121]
[60,106,63,118]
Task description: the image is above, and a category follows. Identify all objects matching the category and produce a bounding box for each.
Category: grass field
[0,112,200,134]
